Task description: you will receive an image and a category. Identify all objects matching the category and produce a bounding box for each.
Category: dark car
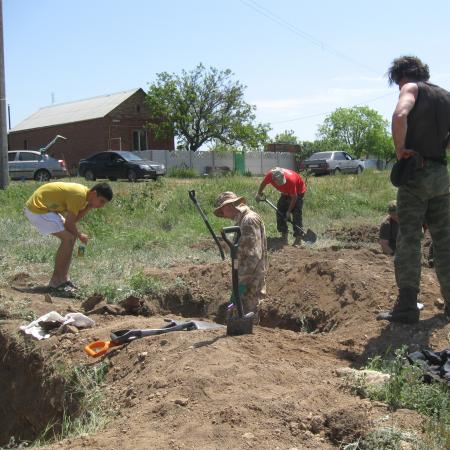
[78,151,166,182]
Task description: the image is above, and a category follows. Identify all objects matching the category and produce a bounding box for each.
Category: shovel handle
[188,190,197,203]
[221,226,241,249]
[84,340,118,358]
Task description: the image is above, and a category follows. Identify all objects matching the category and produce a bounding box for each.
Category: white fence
[136,150,296,176]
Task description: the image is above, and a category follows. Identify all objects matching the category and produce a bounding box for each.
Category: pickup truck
[300,151,364,175]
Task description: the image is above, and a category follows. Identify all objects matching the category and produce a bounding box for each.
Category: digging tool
[261,196,317,244]
[221,226,254,336]
[188,190,225,260]
[84,319,224,358]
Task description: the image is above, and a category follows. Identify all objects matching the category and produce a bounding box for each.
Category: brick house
[8,88,174,172]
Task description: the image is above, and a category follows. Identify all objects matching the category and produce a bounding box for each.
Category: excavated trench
[143,250,371,335]
[0,328,80,447]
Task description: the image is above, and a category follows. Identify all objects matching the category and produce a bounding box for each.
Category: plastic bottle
[77,243,86,257]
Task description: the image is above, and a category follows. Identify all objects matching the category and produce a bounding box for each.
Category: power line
[270,92,394,124]
[240,0,380,75]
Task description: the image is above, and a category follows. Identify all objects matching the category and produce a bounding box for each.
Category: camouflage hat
[214,192,246,217]
[271,167,286,185]
[387,201,397,213]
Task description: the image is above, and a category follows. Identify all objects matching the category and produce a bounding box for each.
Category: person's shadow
[336,314,449,367]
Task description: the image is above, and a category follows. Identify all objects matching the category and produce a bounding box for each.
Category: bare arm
[392,82,418,160]
[257,179,267,196]
[76,205,93,221]
[379,239,394,256]
[65,212,89,244]
[287,194,297,214]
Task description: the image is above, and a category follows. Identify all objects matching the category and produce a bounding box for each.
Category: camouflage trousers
[395,160,450,302]
[237,273,266,314]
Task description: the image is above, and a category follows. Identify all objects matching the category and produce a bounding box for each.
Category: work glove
[255,193,265,203]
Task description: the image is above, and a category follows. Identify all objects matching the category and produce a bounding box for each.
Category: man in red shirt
[256,167,306,245]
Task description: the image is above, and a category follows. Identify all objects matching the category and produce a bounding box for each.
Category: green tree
[297,139,334,161]
[318,106,392,159]
[274,129,299,144]
[146,63,270,152]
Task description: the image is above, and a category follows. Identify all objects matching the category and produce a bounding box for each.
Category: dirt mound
[34,318,424,450]
[325,224,379,244]
[135,246,445,342]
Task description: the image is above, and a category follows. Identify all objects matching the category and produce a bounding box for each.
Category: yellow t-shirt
[26,182,89,215]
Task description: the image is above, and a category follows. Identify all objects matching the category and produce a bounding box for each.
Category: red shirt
[263,169,306,196]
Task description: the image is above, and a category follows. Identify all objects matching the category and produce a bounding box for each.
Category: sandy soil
[0,230,448,449]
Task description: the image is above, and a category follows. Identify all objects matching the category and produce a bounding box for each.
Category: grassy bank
[0,170,396,299]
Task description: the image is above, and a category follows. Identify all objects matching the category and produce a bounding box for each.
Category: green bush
[167,167,198,178]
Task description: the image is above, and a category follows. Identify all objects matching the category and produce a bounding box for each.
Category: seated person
[379,201,399,255]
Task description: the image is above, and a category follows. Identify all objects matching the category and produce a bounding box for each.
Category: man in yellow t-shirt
[24,182,113,291]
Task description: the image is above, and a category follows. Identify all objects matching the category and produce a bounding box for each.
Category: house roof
[11,88,142,132]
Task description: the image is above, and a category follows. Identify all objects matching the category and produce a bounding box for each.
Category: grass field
[0,170,397,300]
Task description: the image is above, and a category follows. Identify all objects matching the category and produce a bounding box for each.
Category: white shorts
[24,208,65,235]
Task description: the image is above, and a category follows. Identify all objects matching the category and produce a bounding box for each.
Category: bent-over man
[25,182,113,292]
[256,167,306,246]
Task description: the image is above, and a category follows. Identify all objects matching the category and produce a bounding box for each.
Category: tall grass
[358,348,450,450]
[0,171,397,300]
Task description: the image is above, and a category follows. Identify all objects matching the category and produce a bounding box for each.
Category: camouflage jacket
[234,205,267,292]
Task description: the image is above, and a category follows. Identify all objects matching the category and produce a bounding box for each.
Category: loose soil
[1,238,448,449]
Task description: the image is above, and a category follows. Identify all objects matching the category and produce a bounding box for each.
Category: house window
[23,140,28,149]
[132,130,148,151]
[136,105,141,113]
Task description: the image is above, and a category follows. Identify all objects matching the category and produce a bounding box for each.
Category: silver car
[301,151,365,175]
[8,150,68,181]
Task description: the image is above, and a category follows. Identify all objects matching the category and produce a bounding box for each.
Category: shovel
[188,190,225,260]
[262,196,317,244]
[221,226,254,336]
[84,319,224,357]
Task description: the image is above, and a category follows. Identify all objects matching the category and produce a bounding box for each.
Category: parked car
[78,151,166,182]
[300,151,364,175]
[8,150,68,181]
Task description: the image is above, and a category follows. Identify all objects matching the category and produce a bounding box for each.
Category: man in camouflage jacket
[214,192,267,316]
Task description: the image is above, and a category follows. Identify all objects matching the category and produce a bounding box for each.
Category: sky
[4,0,450,143]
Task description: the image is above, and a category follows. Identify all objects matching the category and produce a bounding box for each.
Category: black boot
[377,287,420,324]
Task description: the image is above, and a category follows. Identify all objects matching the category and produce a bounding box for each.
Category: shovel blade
[303,229,317,244]
[191,320,225,330]
[227,313,254,336]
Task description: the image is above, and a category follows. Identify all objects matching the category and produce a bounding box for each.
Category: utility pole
[0,0,8,189]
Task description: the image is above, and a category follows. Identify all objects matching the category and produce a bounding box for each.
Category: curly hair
[387,56,430,86]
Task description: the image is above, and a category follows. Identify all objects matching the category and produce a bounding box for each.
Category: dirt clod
[82,293,105,312]
[174,398,189,407]
[325,407,370,445]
